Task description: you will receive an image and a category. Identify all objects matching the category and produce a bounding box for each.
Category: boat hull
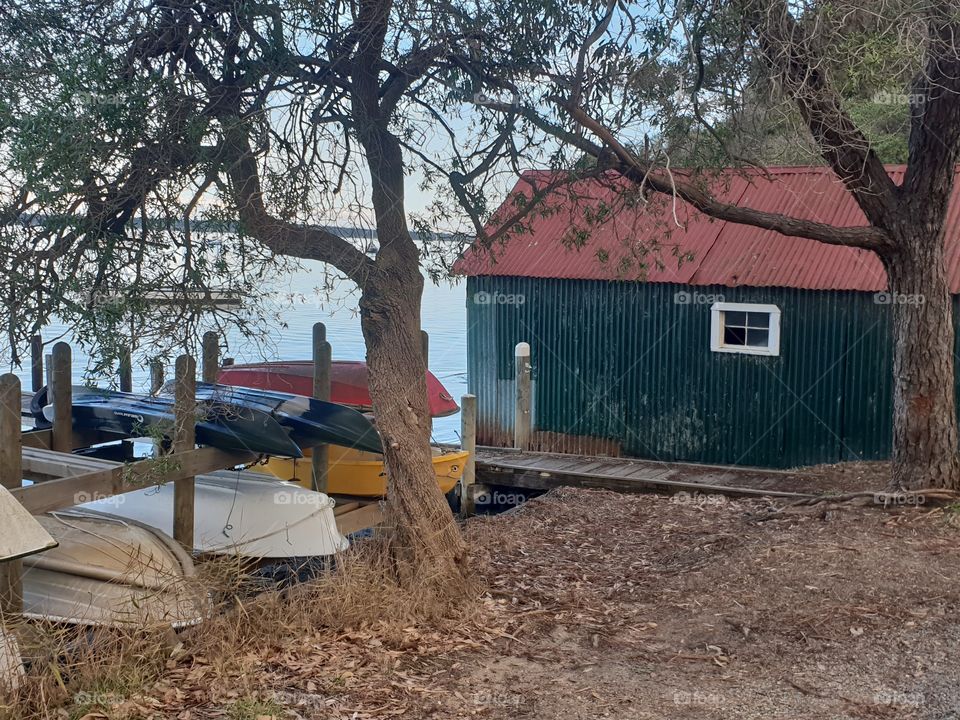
[74,473,350,558]
[217,360,460,417]
[160,382,383,454]
[253,446,469,496]
[23,513,208,628]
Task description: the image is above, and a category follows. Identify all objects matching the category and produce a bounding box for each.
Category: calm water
[11,261,470,443]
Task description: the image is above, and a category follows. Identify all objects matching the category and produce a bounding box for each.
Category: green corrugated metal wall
[465,276,918,468]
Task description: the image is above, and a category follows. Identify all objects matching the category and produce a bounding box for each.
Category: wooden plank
[335,503,383,536]
[11,446,253,514]
[173,355,196,549]
[460,394,477,517]
[22,429,51,450]
[202,332,219,384]
[332,501,361,516]
[0,374,24,613]
[119,347,133,393]
[30,334,43,393]
[50,342,72,453]
[476,464,813,500]
[311,322,330,493]
[23,448,115,479]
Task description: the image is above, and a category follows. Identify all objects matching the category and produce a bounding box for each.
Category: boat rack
[0,328,389,617]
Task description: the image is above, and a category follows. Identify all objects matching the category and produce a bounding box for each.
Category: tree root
[750,488,960,522]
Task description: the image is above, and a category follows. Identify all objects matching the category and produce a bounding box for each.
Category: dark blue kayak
[160,381,383,454]
[33,386,304,458]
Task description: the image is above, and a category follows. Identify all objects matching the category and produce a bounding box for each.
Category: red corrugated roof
[454,166,960,292]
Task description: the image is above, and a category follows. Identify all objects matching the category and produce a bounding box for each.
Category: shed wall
[465,276,916,468]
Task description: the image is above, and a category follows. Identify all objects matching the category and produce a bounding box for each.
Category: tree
[443,0,960,490]
[0,0,527,591]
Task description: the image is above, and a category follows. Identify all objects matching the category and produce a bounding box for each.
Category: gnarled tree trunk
[359,263,470,591]
[884,225,960,491]
[357,123,470,594]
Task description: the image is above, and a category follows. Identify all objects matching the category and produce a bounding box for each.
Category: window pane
[746,328,770,347]
[724,326,747,345]
[747,312,771,328]
[724,311,747,327]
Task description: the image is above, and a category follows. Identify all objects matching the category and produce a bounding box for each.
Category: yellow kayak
[253,445,469,497]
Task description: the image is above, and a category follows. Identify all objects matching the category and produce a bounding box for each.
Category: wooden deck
[473,447,817,499]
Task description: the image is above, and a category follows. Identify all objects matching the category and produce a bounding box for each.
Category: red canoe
[217,361,460,418]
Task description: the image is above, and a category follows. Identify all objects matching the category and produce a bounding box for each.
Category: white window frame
[710,302,781,357]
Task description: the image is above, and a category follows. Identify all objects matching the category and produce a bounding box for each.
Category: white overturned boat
[72,471,349,558]
[23,513,207,628]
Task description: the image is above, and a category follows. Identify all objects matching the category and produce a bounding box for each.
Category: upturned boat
[217,360,460,417]
[254,445,469,497]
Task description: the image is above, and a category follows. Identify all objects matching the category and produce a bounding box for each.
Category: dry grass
[3,538,487,720]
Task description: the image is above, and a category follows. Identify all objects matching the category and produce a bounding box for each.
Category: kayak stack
[216,360,468,497]
[31,383,381,458]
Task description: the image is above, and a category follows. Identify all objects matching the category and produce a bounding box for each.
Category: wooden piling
[311,322,330,493]
[0,374,23,614]
[201,331,219,384]
[460,393,477,517]
[30,334,43,392]
[150,359,165,395]
[119,347,133,393]
[173,355,196,549]
[51,343,73,453]
[514,342,531,451]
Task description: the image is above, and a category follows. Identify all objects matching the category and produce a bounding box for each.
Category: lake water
[11,261,470,443]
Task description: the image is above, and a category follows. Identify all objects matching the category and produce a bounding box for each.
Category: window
[710,302,781,356]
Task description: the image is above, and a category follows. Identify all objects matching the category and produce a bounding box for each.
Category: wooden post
[30,334,43,392]
[311,323,331,493]
[514,342,531,451]
[150,359,165,395]
[0,374,23,614]
[51,342,72,453]
[119,347,133,393]
[459,393,477,517]
[173,355,196,550]
[201,331,219,384]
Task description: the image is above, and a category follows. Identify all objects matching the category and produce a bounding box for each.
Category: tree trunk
[885,227,960,490]
[359,264,471,592]
[355,122,470,595]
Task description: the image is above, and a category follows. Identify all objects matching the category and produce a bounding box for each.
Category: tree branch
[223,125,376,287]
[557,102,893,250]
[747,0,899,228]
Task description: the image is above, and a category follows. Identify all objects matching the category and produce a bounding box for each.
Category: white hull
[73,471,349,558]
[23,513,208,628]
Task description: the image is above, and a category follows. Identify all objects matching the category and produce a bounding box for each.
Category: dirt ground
[81,479,960,720]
